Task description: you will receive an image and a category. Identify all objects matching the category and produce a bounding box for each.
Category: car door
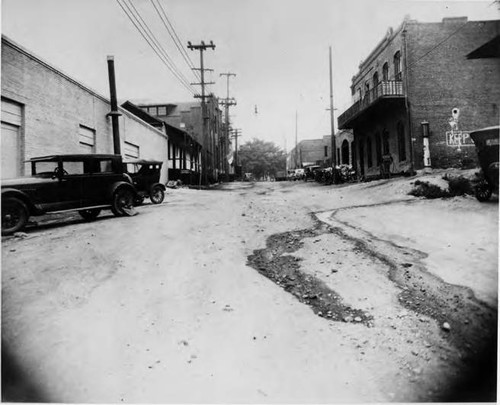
[81,158,123,206]
[56,159,85,209]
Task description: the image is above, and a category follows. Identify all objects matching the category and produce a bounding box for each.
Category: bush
[409,180,450,199]
[447,176,474,196]
[409,176,474,199]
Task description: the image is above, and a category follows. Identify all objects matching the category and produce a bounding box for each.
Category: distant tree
[238,138,286,179]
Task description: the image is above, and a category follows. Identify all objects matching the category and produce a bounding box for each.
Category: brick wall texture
[341,18,500,174]
[407,18,500,169]
[1,37,169,182]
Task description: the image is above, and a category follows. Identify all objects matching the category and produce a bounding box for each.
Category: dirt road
[2,176,497,402]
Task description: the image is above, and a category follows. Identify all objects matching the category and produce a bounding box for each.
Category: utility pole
[402,26,415,175]
[284,137,288,172]
[329,46,337,168]
[188,40,215,185]
[294,111,298,169]
[219,72,237,182]
[231,128,241,177]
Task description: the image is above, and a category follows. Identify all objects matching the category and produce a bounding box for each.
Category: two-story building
[287,130,354,170]
[338,17,500,178]
[138,97,224,184]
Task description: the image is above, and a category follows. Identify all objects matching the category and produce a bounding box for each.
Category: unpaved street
[2,176,498,403]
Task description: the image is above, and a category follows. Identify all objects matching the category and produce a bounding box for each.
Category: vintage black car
[1,154,138,235]
[123,159,166,205]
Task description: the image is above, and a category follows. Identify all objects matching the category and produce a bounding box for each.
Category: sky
[2,0,499,151]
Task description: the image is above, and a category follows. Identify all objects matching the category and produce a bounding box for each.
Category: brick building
[138,97,224,184]
[287,130,354,170]
[1,35,169,182]
[338,17,500,178]
[287,135,332,169]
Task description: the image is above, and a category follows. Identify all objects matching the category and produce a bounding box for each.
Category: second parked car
[1,154,138,235]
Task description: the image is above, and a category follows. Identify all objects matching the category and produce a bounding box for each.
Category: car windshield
[32,161,58,177]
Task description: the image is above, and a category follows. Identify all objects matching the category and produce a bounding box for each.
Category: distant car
[304,165,321,181]
[1,154,138,236]
[275,171,287,181]
[123,159,166,205]
[294,168,305,180]
[243,173,255,182]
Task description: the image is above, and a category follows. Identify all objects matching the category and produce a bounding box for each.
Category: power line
[116,0,198,95]
[149,0,201,82]
[406,21,469,71]
[120,0,196,93]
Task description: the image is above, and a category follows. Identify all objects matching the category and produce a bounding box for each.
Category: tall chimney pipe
[107,55,121,155]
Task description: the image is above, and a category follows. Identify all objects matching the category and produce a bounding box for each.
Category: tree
[238,138,286,179]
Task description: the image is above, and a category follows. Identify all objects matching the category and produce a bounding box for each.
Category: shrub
[447,176,474,196]
[408,181,450,199]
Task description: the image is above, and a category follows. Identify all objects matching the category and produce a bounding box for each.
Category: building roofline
[2,34,111,105]
[352,17,497,85]
[2,35,167,139]
[118,105,168,139]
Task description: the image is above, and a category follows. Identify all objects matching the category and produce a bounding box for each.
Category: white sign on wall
[446,131,474,147]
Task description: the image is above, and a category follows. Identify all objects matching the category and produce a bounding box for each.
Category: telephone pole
[188,40,215,185]
[220,72,237,181]
[231,128,242,178]
[329,46,337,169]
[295,111,299,169]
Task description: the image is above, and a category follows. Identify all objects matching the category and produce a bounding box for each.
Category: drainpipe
[107,56,122,155]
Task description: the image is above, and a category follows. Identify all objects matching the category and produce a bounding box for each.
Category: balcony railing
[338,80,404,129]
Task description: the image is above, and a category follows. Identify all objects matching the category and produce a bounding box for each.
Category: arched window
[367,137,373,167]
[375,132,382,166]
[382,63,389,81]
[397,121,407,161]
[394,51,402,81]
[341,140,349,164]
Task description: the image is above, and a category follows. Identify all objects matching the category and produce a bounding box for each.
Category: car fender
[108,181,137,199]
[1,188,39,214]
[148,182,166,193]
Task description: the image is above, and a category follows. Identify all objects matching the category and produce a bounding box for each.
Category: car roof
[28,154,121,162]
[123,159,163,165]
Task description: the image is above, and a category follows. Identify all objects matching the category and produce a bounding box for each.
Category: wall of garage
[1,35,169,183]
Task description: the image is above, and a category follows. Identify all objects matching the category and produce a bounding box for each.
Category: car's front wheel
[2,197,29,236]
[111,188,136,217]
[79,208,101,221]
[150,185,165,204]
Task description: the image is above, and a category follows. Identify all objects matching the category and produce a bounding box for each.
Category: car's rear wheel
[111,188,136,217]
[150,186,165,204]
[2,197,29,236]
[79,208,101,221]
[475,183,492,202]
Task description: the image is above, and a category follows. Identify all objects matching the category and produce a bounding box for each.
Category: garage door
[1,99,22,179]
[1,122,20,179]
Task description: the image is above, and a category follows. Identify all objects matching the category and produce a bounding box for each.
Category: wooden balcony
[338,81,405,129]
